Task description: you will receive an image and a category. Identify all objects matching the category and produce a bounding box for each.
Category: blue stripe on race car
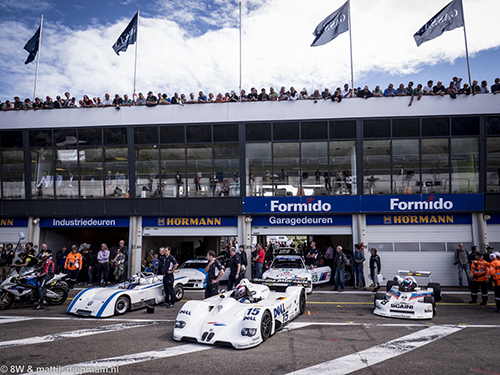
[140,282,163,290]
[410,292,433,300]
[67,287,97,312]
[96,291,125,317]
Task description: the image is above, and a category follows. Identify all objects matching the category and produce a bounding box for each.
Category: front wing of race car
[373,288,436,319]
[173,282,305,349]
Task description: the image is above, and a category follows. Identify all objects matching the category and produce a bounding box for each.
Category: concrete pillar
[129,216,143,275]
[473,213,488,252]
[240,215,253,279]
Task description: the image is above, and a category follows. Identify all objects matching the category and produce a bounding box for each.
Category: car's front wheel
[299,289,306,315]
[423,296,436,316]
[260,310,272,341]
[175,284,184,301]
[114,296,130,315]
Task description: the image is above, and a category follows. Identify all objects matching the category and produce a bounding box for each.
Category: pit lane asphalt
[0,284,498,375]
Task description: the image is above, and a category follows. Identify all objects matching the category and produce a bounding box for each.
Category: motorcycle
[0,267,69,310]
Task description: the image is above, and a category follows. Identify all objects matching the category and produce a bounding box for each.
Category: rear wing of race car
[397,270,433,282]
[253,278,312,289]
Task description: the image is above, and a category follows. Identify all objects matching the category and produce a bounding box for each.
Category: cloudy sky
[0,0,499,101]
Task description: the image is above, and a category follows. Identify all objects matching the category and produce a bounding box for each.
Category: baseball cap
[486,245,494,250]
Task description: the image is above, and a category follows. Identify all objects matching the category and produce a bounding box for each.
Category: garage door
[0,227,29,243]
[366,214,473,286]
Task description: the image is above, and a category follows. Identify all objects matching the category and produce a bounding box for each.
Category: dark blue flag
[24,26,41,64]
[414,0,464,47]
[112,12,138,55]
[311,1,349,47]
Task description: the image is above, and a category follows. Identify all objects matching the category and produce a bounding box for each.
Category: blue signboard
[243,194,483,214]
[142,216,237,227]
[487,214,500,225]
[251,215,352,227]
[40,217,130,228]
[0,218,29,227]
[366,213,472,226]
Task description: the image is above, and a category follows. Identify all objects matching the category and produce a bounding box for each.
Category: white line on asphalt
[21,344,213,375]
[0,315,174,323]
[0,321,161,350]
[285,325,464,375]
[0,317,35,324]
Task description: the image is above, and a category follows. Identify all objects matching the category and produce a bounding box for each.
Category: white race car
[173,278,306,349]
[261,255,331,293]
[173,259,229,289]
[373,270,442,320]
[67,272,186,317]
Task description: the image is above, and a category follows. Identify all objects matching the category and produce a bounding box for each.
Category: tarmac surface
[0,282,499,375]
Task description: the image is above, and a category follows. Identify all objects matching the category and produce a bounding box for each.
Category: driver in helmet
[34,251,55,310]
[233,285,248,302]
[400,276,417,292]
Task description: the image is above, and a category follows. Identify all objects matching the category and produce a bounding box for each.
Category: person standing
[55,245,68,274]
[33,251,55,310]
[64,245,82,289]
[469,252,490,305]
[82,246,95,286]
[454,243,471,289]
[369,248,382,292]
[205,250,224,298]
[306,241,318,267]
[333,246,347,292]
[157,247,166,275]
[254,244,265,279]
[487,253,500,313]
[96,243,110,286]
[113,248,125,281]
[353,244,367,290]
[118,240,128,281]
[227,247,241,291]
[163,246,178,308]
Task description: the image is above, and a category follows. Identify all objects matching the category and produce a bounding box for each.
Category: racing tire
[427,283,441,301]
[299,289,306,315]
[114,296,130,315]
[58,281,70,291]
[0,291,14,310]
[386,280,397,292]
[260,310,273,341]
[423,296,436,316]
[175,284,184,302]
[46,286,68,306]
[344,270,351,282]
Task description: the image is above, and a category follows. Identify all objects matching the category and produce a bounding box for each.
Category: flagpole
[460,0,472,86]
[347,0,354,92]
[133,8,139,98]
[239,1,242,102]
[33,14,43,101]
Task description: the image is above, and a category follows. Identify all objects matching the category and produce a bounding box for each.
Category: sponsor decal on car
[207,322,227,326]
[179,309,191,315]
[391,303,414,309]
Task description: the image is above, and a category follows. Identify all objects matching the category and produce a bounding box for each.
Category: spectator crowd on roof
[1,76,499,111]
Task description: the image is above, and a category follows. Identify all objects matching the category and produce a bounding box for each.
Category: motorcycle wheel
[0,291,14,310]
[46,286,68,305]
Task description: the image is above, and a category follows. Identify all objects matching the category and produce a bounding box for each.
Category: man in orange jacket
[487,252,500,313]
[64,245,82,289]
[469,252,490,305]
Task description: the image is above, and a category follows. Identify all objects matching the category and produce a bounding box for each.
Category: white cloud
[1,0,499,101]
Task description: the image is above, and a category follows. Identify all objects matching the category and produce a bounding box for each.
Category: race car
[67,272,186,317]
[173,259,229,289]
[173,278,306,349]
[261,255,331,293]
[373,270,442,320]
